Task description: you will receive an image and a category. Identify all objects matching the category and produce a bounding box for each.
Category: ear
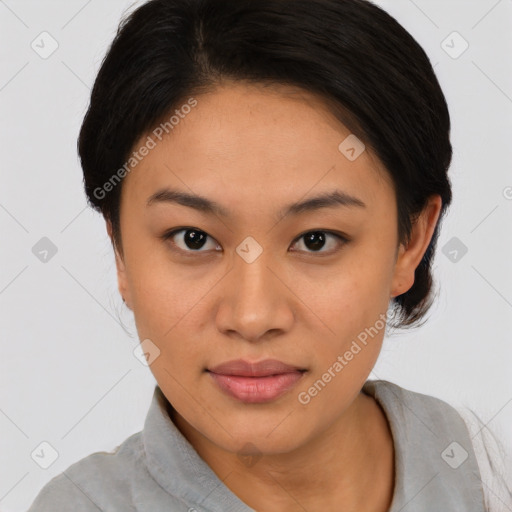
[390,195,443,298]
[106,218,133,310]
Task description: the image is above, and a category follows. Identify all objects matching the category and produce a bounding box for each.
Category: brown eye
[290,231,348,255]
[163,228,221,254]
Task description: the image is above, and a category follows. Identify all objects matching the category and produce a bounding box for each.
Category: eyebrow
[146,188,366,218]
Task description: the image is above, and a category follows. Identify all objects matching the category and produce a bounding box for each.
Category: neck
[171,391,395,512]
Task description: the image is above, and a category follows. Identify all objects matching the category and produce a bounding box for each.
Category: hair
[78,0,453,329]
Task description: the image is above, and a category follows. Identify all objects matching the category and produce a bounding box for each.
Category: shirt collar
[362,379,485,511]
[143,381,485,511]
[142,385,255,512]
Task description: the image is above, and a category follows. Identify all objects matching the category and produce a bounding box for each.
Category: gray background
[1,0,511,510]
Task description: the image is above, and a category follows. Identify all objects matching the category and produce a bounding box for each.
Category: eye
[161,228,348,257]
[290,230,348,255]
[162,227,221,255]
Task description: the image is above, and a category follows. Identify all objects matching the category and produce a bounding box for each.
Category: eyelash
[160,227,349,257]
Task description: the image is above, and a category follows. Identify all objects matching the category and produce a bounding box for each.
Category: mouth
[206,359,307,403]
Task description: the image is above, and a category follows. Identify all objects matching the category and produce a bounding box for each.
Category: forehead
[121,81,393,215]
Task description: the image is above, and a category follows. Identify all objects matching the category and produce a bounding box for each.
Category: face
[110,82,440,456]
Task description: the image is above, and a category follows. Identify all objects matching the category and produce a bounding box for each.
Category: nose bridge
[216,243,294,341]
[235,246,274,302]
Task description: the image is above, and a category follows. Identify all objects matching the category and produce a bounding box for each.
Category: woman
[28,0,511,510]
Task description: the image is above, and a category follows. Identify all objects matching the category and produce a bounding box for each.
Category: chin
[203,416,311,457]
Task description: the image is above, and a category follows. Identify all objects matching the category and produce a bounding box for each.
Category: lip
[207,359,307,404]
[208,358,306,377]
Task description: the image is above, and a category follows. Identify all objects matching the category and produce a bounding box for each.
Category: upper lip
[207,359,306,377]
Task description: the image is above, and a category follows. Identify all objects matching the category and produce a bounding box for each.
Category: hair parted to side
[78,0,453,329]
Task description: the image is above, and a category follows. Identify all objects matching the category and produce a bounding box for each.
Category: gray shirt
[27,379,487,511]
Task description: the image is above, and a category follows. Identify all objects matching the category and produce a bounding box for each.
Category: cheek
[297,253,393,334]
[124,255,178,345]
[293,270,390,415]
[292,251,394,383]
[126,258,221,363]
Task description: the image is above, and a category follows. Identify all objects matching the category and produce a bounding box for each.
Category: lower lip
[207,371,305,403]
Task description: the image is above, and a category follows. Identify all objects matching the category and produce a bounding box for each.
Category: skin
[106,81,442,511]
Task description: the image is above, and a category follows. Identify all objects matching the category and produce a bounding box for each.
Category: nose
[215,248,295,343]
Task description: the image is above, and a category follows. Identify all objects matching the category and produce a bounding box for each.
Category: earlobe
[390,195,443,298]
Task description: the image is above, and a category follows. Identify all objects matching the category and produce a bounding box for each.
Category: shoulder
[363,378,470,429]
[364,379,512,511]
[27,432,143,512]
[456,407,512,512]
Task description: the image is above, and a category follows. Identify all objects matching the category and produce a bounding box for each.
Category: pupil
[185,230,206,250]
[304,232,325,251]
